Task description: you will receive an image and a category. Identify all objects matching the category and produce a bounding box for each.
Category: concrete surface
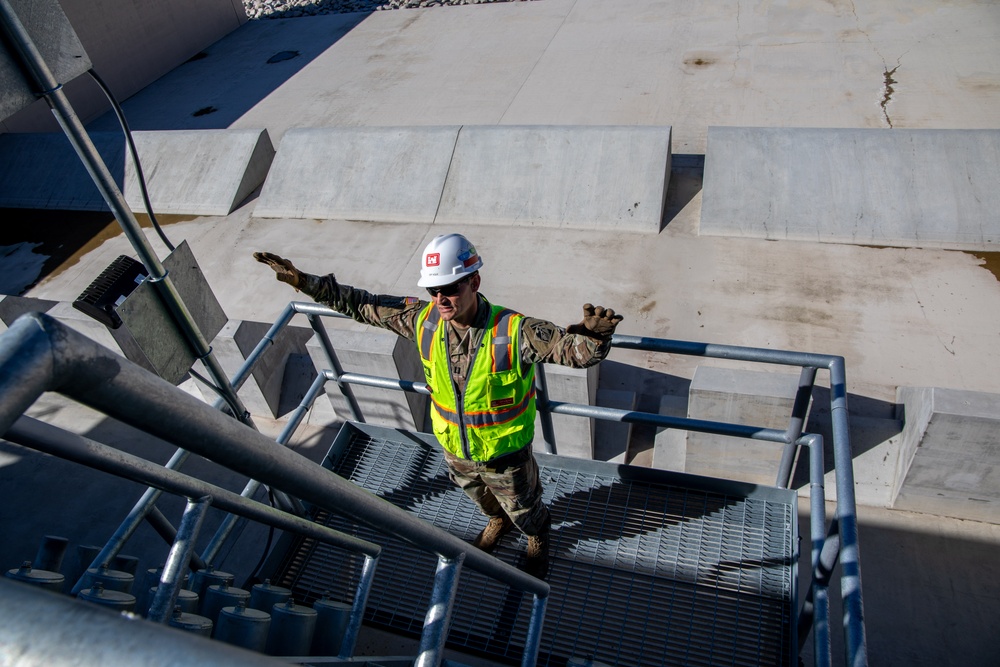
[254,126,459,222]
[436,125,671,232]
[3,1,1000,665]
[895,386,1000,523]
[0,129,274,215]
[0,132,125,210]
[1,0,247,134]
[701,126,1000,250]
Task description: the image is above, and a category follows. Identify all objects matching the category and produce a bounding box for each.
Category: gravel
[243,0,539,20]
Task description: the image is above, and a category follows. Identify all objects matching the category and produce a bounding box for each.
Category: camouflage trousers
[443,445,551,537]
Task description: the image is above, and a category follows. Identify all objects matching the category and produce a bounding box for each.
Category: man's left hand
[566,303,624,340]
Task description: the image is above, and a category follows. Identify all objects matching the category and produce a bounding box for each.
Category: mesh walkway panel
[275,423,798,666]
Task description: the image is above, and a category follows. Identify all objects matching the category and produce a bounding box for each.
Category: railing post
[147,496,213,623]
[776,366,817,488]
[415,554,465,667]
[522,592,549,667]
[306,312,366,423]
[534,364,557,454]
[339,554,379,659]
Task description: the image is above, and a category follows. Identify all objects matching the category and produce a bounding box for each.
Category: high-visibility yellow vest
[416,301,536,461]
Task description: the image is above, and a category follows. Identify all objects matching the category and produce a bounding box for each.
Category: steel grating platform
[273,422,799,666]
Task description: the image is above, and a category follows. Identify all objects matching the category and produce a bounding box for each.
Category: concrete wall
[1,0,247,133]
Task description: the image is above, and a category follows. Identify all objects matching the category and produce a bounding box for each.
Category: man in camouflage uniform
[255,234,622,578]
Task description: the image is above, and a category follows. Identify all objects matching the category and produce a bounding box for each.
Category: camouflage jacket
[300,273,611,393]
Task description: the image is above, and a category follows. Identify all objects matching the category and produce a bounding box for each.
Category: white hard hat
[417,233,483,288]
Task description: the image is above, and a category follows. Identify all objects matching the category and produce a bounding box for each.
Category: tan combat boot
[525,531,550,580]
[473,515,515,553]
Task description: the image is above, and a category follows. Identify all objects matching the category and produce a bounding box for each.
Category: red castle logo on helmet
[426,253,440,267]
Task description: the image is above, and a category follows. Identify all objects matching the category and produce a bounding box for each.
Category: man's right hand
[254,251,302,289]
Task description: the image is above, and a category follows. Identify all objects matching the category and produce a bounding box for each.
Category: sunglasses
[426,274,473,298]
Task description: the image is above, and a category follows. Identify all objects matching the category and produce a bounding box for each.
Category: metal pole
[3,415,381,559]
[339,554,379,659]
[795,434,831,667]
[200,371,329,566]
[776,367,817,488]
[416,554,465,667]
[534,364,557,455]
[828,357,868,667]
[0,0,251,429]
[307,313,365,422]
[0,314,546,597]
[1,578,288,666]
[147,496,212,623]
[144,505,208,571]
[522,593,549,667]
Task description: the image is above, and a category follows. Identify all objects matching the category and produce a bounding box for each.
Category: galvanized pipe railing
[290,305,867,667]
[147,496,212,624]
[0,313,549,667]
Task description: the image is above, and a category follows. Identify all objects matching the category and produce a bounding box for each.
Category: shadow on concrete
[791,387,902,488]
[86,14,369,132]
[797,507,1000,666]
[660,154,704,232]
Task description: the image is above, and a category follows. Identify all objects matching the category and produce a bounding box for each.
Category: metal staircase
[0,300,867,666]
[272,422,798,666]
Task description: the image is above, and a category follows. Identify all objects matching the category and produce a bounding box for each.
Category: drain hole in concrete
[267,51,300,64]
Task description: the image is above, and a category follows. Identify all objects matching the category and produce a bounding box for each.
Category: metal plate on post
[0,0,92,121]
[112,241,228,385]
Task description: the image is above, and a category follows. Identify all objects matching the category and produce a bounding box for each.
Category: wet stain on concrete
[966,251,1000,283]
[0,209,195,292]
[681,51,722,74]
[267,50,300,64]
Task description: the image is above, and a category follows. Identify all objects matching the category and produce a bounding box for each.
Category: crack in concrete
[731,0,743,81]
[880,65,899,128]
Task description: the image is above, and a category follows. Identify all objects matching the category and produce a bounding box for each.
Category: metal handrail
[287,303,867,667]
[0,312,549,667]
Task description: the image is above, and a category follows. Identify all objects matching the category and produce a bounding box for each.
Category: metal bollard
[78,581,136,612]
[216,600,271,652]
[266,598,317,657]
[5,561,64,593]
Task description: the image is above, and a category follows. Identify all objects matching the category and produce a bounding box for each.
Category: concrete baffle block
[123,129,275,216]
[305,319,427,430]
[894,387,1000,524]
[254,126,460,222]
[0,295,58,333]
[594,389,636,463]
[437,125,672,233]
[0,129,273,214]
[701,127,1000,250]
[213,319,314,419]
[533,364,599,459]
[686,366,804,486]
[652,394,688,472]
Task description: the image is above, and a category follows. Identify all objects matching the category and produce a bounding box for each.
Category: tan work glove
[254,251,302,289]
[566,303,624,341]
